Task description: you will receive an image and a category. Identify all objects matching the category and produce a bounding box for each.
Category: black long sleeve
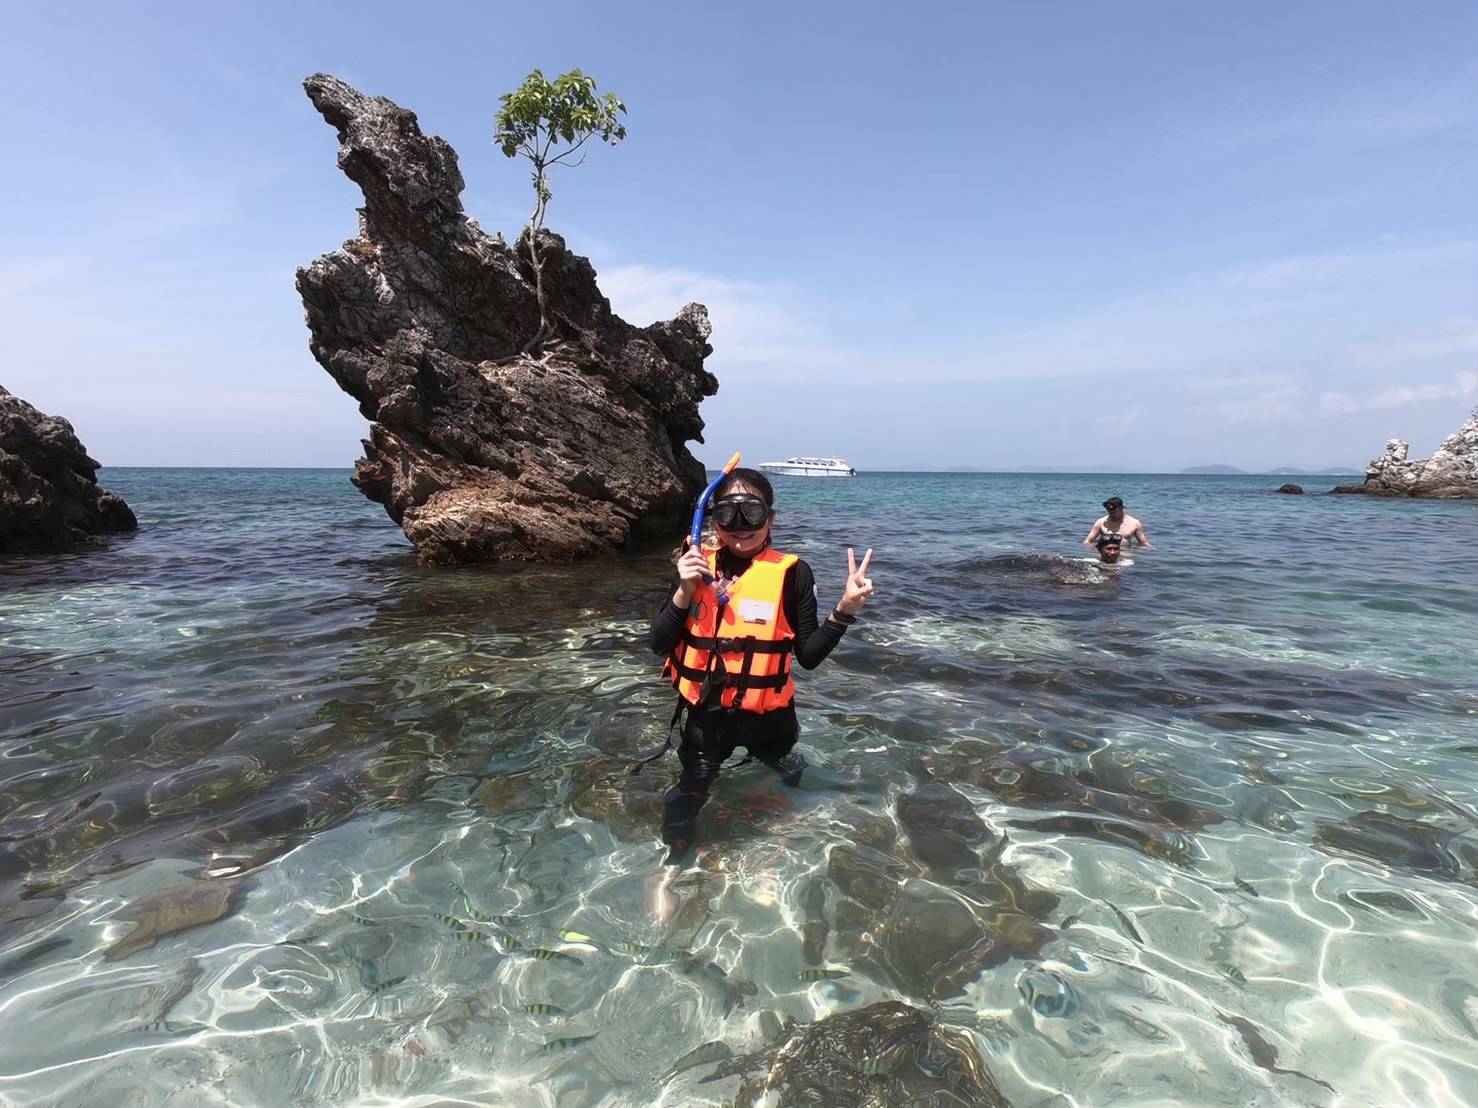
[649,554,847,667]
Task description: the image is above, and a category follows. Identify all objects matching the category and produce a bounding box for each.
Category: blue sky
[2,1,1475,470]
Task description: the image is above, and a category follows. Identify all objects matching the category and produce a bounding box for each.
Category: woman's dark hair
[714,467,775,506]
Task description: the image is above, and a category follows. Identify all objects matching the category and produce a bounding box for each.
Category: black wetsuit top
[649,546,847,746]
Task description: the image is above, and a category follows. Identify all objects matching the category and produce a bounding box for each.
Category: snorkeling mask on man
[1095,531,1124,549]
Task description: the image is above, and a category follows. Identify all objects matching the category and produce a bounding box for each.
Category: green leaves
[493,68,627,165]
[492,68,627,345]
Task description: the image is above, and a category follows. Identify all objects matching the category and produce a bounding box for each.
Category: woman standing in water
[648,468,875,864]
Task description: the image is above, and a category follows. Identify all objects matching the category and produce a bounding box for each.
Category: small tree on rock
[495,68,626,355]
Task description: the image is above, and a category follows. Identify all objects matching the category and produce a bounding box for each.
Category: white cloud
[1095,404,1144,433]
[597,262,851,373]
[1207,386,1304,424]
[593,239,1476,401]
[1346,316,1478,369]
[862,239,1476,387]
[1318,371,1478,415]
[1182,372,1297,393]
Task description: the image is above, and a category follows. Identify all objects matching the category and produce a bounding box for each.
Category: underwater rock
[567,756,668,841]
[132,957,204,1031]
[1357,410,1478,499]
[851,877,1053,1000]
[1314,811,1478,886]
[826,844,914,910]
[801,875,829,965]
[923,742,1225,863]
[104,880,240,961]
[296,74,718,564]
[896,782,995,875]
[0,386,135,553]
[1011,813,1198,867]
[722,1000,1009,1106]
[826,804,898,853]
[476,769,554,817]
[1274,483,1304,494]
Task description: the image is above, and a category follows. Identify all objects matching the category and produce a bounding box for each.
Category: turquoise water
[1,467,1475,1106]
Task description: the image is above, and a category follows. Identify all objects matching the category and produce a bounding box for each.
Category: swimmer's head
[1102,496,1124,514]
[1096,532,1123,563]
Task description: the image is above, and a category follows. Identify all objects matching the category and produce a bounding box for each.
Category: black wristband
[830,608,856,625]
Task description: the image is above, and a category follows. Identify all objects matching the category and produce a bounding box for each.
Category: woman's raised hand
[837,547,875,616]
[674,540,710,606]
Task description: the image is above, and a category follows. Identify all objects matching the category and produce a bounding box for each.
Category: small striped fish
[533,1034,596,1055]
[797,967,849,981]
[522,1002,565,1016]
[528,948,583,966]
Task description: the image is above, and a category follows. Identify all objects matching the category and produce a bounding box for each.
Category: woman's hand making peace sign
[836,547,875,617]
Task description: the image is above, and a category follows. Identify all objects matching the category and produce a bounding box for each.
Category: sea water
[1,468,1475,1106]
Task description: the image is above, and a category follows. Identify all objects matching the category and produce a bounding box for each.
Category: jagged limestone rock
[296,74,718,564]
[1358,409,1478,499]
[0,386,135,554]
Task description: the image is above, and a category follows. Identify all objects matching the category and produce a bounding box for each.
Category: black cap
[1103,496,1124,511]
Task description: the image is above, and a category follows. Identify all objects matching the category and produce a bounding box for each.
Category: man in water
[1084,496,1150,549]
[1095,533,1124,564]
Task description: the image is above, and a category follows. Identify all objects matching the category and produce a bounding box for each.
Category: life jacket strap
[629,697,689,775]
[676,630,791,654]
[669,658,791,690]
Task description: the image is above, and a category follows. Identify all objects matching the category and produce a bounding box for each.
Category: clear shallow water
[1,467,1476,1106]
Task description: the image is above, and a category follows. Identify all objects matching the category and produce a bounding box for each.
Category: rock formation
[0,386,136,554]
[295,74,718,564]
[704,1001,1011,1106]
[1274,483,1303,494]
[1353,409,1478,499]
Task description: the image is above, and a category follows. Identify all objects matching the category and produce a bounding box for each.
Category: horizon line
[97,464,1364,476]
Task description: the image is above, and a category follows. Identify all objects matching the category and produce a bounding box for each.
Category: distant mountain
[1180,465,1246,474]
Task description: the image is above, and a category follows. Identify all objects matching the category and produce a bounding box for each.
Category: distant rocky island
[296,74,717,565]
[1346,408,1478,499]
[0,386,135,554]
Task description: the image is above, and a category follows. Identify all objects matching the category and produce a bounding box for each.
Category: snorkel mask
[711,495,770,531]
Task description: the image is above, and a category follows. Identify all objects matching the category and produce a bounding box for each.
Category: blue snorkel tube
[690,452,742,549]
[690,452,742,586]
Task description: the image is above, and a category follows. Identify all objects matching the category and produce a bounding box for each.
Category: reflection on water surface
[1,469,1476,1105]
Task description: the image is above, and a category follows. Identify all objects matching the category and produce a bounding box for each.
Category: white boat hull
[762,466,857,478]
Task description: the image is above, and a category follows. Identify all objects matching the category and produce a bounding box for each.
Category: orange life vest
[665,546,797,712]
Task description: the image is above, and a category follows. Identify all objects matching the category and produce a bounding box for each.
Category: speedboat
[758,456,858,478]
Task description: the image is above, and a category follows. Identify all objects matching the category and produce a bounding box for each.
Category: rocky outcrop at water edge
[0,386,136,554]
[296,74,718,564]
[1350,408,1478,499]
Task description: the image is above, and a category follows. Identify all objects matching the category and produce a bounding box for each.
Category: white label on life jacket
[737,598,776,625]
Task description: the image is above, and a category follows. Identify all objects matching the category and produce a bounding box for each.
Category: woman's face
[713,481,773,557]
